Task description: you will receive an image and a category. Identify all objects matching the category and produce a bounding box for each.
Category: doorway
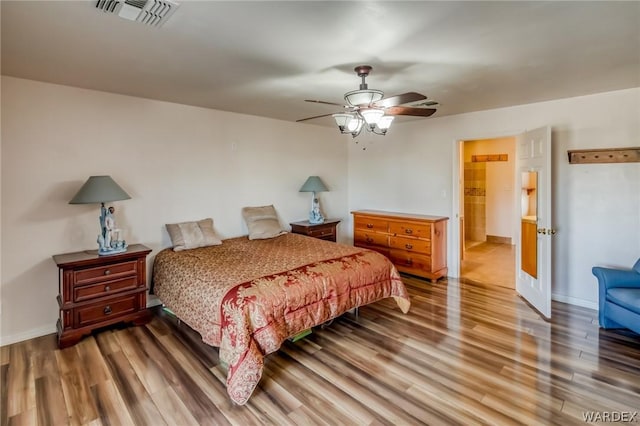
[459,137,516,288]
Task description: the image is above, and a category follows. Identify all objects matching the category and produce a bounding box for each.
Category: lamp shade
[69,176,131,204]
[299,176,328,193]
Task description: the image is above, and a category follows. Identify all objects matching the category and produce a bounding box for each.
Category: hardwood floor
[2,276,640,425]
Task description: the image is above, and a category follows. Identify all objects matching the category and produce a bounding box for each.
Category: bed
[152,232,410,405]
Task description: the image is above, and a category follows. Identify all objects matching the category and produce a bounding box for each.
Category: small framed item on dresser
[53,244,152,348]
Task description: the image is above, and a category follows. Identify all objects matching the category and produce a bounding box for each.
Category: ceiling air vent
[96,0,180,27]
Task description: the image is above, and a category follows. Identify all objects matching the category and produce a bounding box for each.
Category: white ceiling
[2,1,639,127]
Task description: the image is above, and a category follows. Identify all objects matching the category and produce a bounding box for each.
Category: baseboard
[552,293,598,311]
[2,299,162,347]
[0,324,57,347]
[486,235,512,244]
[147,294,163,308]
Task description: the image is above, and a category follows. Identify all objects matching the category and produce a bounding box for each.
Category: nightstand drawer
[289,219,340,242]
[75,295,140,328]
[74,276,139,302]
[307,227,335,239]
[74,261,138,285]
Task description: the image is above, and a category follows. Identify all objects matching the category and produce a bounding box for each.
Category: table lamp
[299,176,328,224]
[69,175,131,255]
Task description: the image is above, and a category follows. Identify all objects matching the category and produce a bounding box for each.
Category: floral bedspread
[152,233,410,405]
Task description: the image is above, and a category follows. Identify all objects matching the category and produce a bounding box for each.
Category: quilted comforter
[152,233,410,404]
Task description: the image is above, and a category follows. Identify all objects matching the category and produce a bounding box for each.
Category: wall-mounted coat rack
[567,147,640,164]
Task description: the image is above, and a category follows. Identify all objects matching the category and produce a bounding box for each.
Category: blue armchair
[592,258,640,335]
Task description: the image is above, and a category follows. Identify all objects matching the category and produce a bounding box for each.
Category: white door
[516,126,553,318]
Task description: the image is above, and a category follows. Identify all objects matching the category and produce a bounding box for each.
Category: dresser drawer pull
[104,269,111,276]
[104,285,111,292]
[405,259,413,265]
[365,237,374,243]
[405,229,413,234]
[103,306,112,315]
[405,244,413,249]
[366,223,374,229]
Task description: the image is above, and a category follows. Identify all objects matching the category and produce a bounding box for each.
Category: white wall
[1,76,347,345]
[2,76,639,344]
[349,88,640,309]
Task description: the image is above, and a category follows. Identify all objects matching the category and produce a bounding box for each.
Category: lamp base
[308,216,325,224]
[309,191,325,224]
[98,246,128,256]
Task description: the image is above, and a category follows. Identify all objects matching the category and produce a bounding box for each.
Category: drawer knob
[104,285,111,292]
[104,269,111,275]
[104,306,112,315]
[366,237,373,243]
[405,229,413,234]
[366,223,374,229]
[405,259,413,265]
[405,244,413,249]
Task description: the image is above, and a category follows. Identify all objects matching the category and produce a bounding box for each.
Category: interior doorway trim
[449,129,523,279]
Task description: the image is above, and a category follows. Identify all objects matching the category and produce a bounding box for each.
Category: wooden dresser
[53,244,152,348]
[352,210,448,282]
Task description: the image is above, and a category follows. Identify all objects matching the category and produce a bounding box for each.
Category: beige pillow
[165,218,222,251]
[242,205,287,240]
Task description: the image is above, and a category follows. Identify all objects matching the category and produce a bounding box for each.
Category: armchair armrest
[592,267,640,290]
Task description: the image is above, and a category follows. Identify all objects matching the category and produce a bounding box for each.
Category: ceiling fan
[297,65,437,137]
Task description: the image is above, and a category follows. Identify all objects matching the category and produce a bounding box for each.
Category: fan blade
[384,106,437,117]
[305,99,349,108]
[373,92,427,108]
[296,112,340,122]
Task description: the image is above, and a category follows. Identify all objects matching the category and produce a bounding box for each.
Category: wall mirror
[521,171,538,278]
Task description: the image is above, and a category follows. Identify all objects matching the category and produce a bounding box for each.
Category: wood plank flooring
[2,276,640,425]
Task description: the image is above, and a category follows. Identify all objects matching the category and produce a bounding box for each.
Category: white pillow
[165,218,222,251]
[242,205,287,240]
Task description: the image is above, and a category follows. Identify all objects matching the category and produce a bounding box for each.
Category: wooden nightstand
[53,244,152,348]
[290,219,341,242]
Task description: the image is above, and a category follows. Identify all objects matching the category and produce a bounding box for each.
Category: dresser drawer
[74,276,139,302]
[354,230,389,248]
[388,249,431,271]
[389,222,432,239]
[75,294,140,328]
[74,261,138,285]
[354,217,388,233]
[389,236,431,254]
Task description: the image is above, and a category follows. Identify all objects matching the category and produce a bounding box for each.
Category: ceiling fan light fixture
[332,113,353,133]
[344,89,384,107]
[347,115,364,137]
[377,115,394,130]
[361,108,385,126]
[297,65,433,138]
